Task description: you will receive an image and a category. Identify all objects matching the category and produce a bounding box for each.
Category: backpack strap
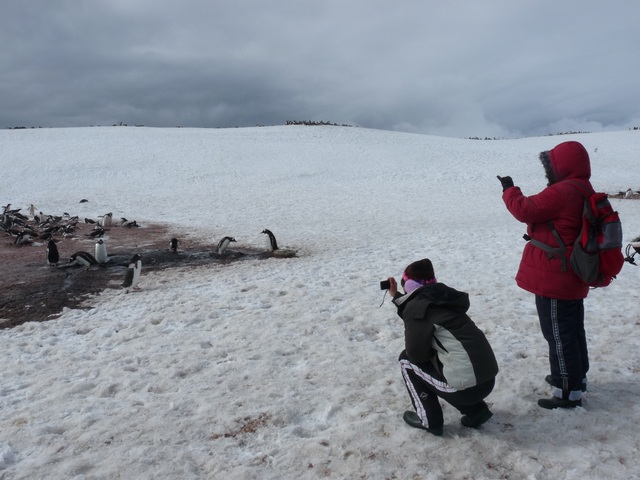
[525,224,568,271]
[522,179,590,272]
[565,179,595,199]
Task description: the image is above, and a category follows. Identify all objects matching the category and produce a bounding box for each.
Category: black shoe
[460,405,493,429]
[402,411,443,436]
[537,396,582,409]
[545,375,587,392]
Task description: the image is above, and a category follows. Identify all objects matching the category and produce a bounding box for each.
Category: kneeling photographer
[384,258,498,436]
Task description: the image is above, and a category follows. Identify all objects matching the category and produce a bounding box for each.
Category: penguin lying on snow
[69,251,98,269]
[216,236,236,254]
[88,226,106,238]
[122,254,142,293]
[13,231,34,245]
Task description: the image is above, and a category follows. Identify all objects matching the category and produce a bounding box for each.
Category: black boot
[460,402,493,429]
[402,411,443,436]
[537,396,582,409]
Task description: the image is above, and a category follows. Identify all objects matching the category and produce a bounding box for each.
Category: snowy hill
[1,126,639,479]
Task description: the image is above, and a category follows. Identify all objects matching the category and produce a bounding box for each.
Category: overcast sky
[2,1,639,138]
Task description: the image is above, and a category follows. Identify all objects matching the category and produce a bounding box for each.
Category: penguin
[102,212,113,228]
[62,224,76,237]
[169,237,180,253]
[13,231,34,245]
[28,204,36,218]
[88,226,106,238]
[94,238,108,265]
[70,251,98,269]
[216,236,236,254]
[624,188,633,199]
[261,229,278,251]
[122,254,142,292]
[46,239,60,266]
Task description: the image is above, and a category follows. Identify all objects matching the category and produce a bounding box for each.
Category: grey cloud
[2,1,640,137]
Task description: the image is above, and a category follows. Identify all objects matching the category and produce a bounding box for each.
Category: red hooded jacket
[502,141,592,300]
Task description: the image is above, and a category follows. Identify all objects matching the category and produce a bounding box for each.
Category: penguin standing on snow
[94,238,108,265]
[46,239,60,266]
[169,237,180,253]
[261,229,278,251]
[122,254,142,292]
[216,236,236,254]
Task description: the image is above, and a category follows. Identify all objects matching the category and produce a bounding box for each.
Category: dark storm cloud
[2,0,639,137]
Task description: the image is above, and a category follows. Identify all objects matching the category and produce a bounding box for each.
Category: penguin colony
[2,203,144,292]
[3,203,296,296]
[1,205,142,244]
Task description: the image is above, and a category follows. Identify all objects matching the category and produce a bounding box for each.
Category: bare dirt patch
[0,222,273,329]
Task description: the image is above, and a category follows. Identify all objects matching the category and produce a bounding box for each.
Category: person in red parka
[498,141,592,409]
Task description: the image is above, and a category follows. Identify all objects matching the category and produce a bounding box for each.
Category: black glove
[497,175,514,192]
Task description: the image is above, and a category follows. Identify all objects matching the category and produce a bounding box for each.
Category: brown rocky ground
[0,222,272,329]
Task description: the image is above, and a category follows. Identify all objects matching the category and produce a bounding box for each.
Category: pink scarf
[402,272,437,294]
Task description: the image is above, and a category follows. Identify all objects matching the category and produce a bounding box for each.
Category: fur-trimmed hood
[539,141,591,185]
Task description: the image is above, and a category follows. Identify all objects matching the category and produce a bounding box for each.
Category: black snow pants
[399,350,495,429]
[536,295,588,400]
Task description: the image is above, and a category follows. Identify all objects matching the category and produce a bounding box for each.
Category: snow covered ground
[1,126,639,479]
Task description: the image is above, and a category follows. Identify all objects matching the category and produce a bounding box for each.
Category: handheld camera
[380,280,390,290]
